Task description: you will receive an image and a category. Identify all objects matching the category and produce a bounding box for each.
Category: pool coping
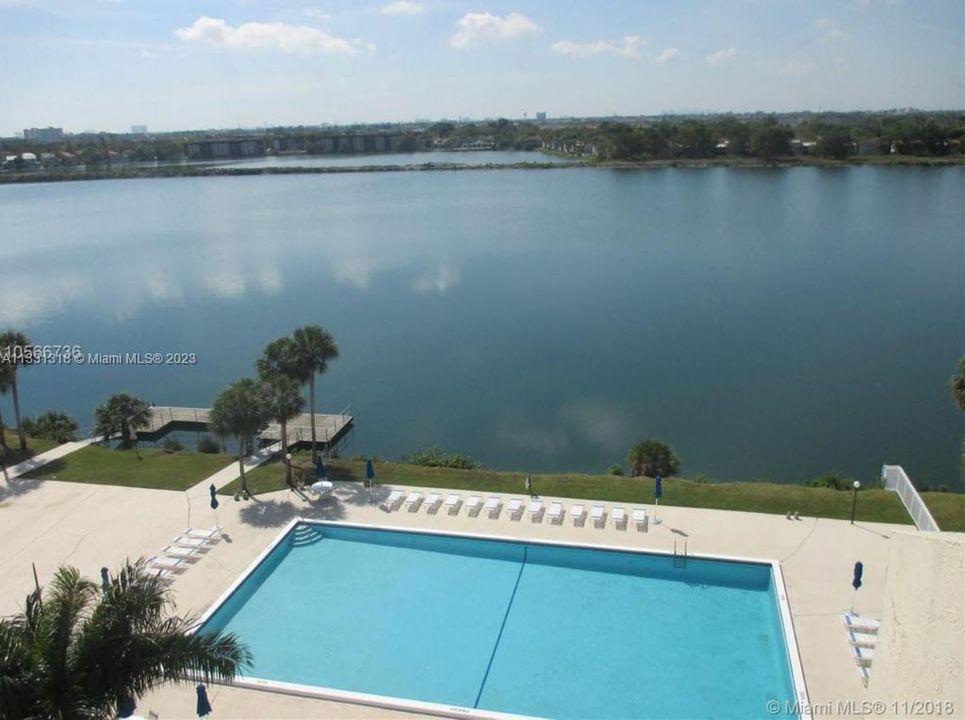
[194,517,812,720]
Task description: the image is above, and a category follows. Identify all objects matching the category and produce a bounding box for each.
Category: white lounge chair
[444,494,462,515]
[528,499,544,522]
[591,505,606,528]
[161,545,200,561]
[144,567,171,578]
[507,498,524,520]
[385,489,405,511]
[424,493,442,514]
[852,645,874,666]
[632,508,648,532]
[173,536,211,550]
[147,556,186,573]
[547,501,564,524]
[484,496,502,518]
[844,613,881,634]
[571,504,586,526]
[849,631,877,648]
[183,527,221,542]
[611,507,627,529]
[404,491,423,512]
[465,495,482,516]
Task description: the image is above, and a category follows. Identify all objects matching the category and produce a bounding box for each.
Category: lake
[1,166,962,488]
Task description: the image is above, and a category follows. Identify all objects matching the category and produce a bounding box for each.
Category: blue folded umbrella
[197,683,213,718]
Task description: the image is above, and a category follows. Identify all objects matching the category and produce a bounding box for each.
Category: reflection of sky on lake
[1,167,962,487]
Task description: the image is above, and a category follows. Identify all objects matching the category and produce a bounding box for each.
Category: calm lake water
[1,167,962,487]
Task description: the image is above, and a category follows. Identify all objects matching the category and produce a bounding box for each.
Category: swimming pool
[198,521,806,719]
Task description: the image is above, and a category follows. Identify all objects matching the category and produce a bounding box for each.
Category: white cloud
[174,16,361,55]
[779,61,817,77]
[656,47,681,64]
[450,12,540,49]
[706,46,738,65]
[380,1,424,16]
[303,7,331,21]
[551,35,646,60]
[813,18,848,43]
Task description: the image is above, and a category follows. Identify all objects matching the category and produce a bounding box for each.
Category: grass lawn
[221,457,918,525]
[921,492,965,532]
[23,445,233,491]
[1,427,61,466]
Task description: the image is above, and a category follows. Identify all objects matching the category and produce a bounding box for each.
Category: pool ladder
[673,540,688,568]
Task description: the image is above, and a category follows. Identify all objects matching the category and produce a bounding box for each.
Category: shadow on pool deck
[0,476,45,504]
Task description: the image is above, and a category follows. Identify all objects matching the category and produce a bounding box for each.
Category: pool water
[200,523,798,719]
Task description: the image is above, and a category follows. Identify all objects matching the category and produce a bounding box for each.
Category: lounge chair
[161,545,200,562]
[507,498,524,520]
[173,536,211,550]
[183,527,222,542]
[385,489,405,511]
[404,491,423,512]
[852,645,874,666]
[144,567,171,578]
[591,505,606,528]
[844,613,881,634]
[444,493,462,514]
[528,499,544,522]
[147,556,187,573]
[547,501,564,524]
[612,507,627,530]
[632,508,648,532]
[465,495,482,516]
[484,496,502,518]
[849,631,877,648]
[424,493,442,514]
[571,504,586,526]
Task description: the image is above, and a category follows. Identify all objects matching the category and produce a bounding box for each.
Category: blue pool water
[200,524,798,719]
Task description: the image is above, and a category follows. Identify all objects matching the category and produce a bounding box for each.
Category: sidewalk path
[183,441,283,498]
[2,437,98,481]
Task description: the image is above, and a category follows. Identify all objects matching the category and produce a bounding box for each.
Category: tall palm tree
[0,560,251,720]
[0,329,34,451]
[94,393,150,449]
[259,374,305,488]
[0,363,12,452]
[292,325,339,462]
[209,378,270,498]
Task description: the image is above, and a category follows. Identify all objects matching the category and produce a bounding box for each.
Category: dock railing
[881,464,940,531]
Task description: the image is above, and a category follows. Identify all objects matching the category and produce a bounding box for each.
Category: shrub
[21,411,78,443]
[606,464,624,476]
[691,474,711,484]
[162,437,183,453]
[627,439,680,478]
[805,473,858,491]
[196,435,221,454]
[405,446,479,470]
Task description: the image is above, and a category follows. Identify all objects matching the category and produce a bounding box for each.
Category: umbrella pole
[652,498,661,525]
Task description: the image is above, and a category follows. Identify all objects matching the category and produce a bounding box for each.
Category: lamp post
[285,452,293,489]
[850,480,861,524]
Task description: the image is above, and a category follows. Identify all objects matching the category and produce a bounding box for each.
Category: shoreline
[1,154,962,185]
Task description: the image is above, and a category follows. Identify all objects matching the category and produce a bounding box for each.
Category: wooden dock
[139,406,353,448]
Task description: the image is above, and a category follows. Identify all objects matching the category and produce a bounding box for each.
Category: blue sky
[0,0,961,134]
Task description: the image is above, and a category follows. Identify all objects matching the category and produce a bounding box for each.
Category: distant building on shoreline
[23,127,64,143]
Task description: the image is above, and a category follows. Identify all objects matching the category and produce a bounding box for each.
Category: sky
[0,0,962,134]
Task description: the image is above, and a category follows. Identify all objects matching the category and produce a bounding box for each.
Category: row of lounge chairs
[146,526,222,577]
[843,612,882,685]
[382,490,650,531]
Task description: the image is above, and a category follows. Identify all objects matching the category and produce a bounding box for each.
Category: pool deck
[0,476,922,719]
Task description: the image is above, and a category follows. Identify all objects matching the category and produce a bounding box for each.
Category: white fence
[881,465,940,532]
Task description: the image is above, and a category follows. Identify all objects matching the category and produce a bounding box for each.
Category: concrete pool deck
[0,476,934,719]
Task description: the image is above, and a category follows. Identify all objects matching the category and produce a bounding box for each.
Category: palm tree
[0,363,12,452]
[0,329,34,451]
[259,374,305,488]
[27,410,79,443]
[209,378,270,498]
[0,560,251,719]
[291,325,339,462]
[94,393,150,449]
[951,356,965,412]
